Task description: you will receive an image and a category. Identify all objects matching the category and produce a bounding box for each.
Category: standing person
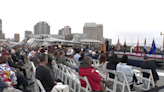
[105,39,109,52]
[36,54,57,92]
[111,45,115,54]
[140,55,159,85]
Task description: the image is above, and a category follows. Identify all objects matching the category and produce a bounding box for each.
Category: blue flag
[144,39,147,53]
[149,39,156,55]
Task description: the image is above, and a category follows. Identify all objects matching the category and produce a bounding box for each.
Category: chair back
[36,79,46,92]
[140,69,155,90]
[115,71,132,92]
[78,75,92,92]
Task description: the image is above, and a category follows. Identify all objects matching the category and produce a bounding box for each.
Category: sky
[0,0,164,47]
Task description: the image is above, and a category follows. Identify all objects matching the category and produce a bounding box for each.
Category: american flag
[117,39,120,51]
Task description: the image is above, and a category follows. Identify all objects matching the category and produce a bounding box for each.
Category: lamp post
[160,32,164,58]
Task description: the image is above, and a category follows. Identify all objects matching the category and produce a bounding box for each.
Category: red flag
[117,39,120,51]
[136,40,139,54]
[1,43,4,46]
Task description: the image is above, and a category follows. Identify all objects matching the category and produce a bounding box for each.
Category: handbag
[51,83,69,92]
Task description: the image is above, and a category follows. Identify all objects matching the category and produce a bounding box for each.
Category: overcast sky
[0,0,164,46]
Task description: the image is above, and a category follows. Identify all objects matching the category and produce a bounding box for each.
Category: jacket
[7,58,21,69]
[116,63,133,83]
[12,54,19,62]
[79,61,102,91]
[141,61,159,81]
[57,56,72,68]
[0,64,17,85]
[0,78,8,92]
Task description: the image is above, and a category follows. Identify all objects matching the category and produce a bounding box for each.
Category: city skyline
[0,0,164,45]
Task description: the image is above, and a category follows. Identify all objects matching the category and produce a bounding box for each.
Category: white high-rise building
[25,31,32,38]
[34,21,50,35]
[83,23,103,42]
[59,26,71,36]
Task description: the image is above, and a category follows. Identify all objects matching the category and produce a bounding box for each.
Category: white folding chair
[60,64,68,84]
[105,69,116,92]
[67,67,80,92]
[30,62,40,92]
[58,64,65,82]
[36,79,46,92]
[131,66,143,88]
[66,67,75,92]
[77,75,92,92]
[30,62,36,81]
[115,71,132,92]
[140,69,155,91]
[52,62,59,78]
[92,59,99,66]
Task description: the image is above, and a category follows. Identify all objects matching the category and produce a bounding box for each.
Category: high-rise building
[34,21,50,35]
[2,33,5,39]
[14,34,20,42]
[58,30,62,35]
[60,26,71,36]
[83,23,103,42]
[25,31,32,38]
[0,19,4,39]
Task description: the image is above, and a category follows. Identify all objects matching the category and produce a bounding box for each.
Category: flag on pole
[144,38,147,53]
[136,39,139,54]
[149,39,156,55]
[130,38,133,53]
[117,39,120,51]
[124,39,126,49]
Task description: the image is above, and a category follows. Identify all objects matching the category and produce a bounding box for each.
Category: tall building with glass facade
[34,21,50,35]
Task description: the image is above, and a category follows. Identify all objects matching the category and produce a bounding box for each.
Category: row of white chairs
[53,62,92,92]
[30,57,155,92]
[53,60,133,92]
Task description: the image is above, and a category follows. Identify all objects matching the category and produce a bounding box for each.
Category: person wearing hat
[141,55,159,85]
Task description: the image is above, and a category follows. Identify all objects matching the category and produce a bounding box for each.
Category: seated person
[46,55,61,82]
[0,78,21,92]
[91,52,98,60]
[116,55,142,91]
[141,55,159,85]
[73,49,81,67]
[36,53,57,92]
[57,50,79,72]
[30,51,40,67]
[79,56,105,92]
[56,50,72,67]
[106,54,119,79]
[1,53,34,92]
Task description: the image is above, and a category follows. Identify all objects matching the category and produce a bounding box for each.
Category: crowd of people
[0,45,160,92]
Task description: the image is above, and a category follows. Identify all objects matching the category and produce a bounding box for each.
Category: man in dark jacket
[79,56,104,92]
[36,53,57,92]
[141,55,159,85]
